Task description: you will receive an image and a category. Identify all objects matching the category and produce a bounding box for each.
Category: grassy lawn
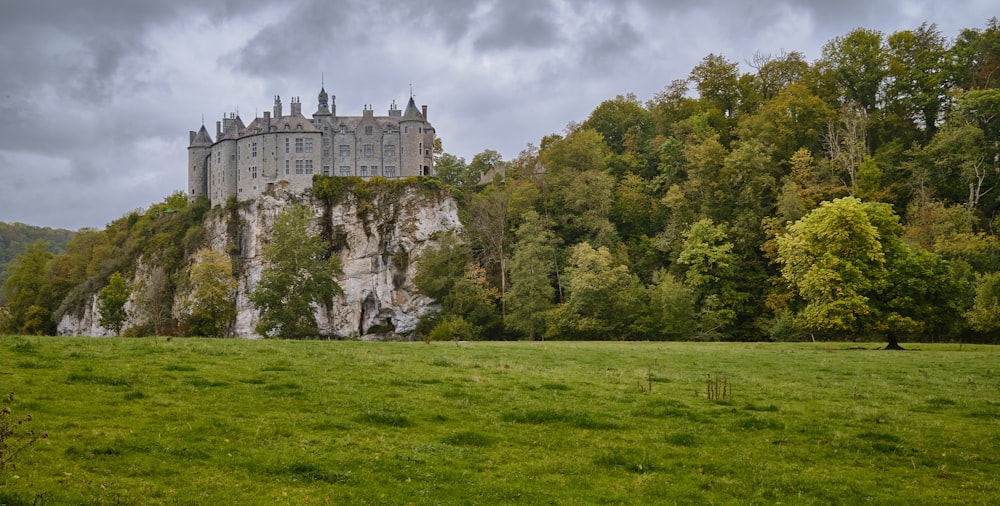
[1,337,998,504]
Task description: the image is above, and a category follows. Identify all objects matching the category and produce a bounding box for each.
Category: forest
[2,20,999,344]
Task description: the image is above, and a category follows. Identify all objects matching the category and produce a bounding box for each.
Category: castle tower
[400,96,426,176]
[187,124,213,201]
[210,112,244,206]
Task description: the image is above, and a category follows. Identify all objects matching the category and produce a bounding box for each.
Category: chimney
[273,95,282,118]
[216,121,222,138]
[421,105,428,121]
[291,96,302,116]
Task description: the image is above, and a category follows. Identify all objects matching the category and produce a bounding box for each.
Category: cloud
[0,0,997,229]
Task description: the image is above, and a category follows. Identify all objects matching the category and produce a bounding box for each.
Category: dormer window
[365,126,373,135]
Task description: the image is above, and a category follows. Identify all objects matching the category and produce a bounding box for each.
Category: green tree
[642,270,697,340]
[250,205,343,338]
[545,242,645,340]
[435,152,480,189]
[180,249,237,337]
[98,271,130,336]
[777,196,960,348]
[1,240,55,335]
[507,211,558,340]
[966,272,1000,338]
[676,219,744,340]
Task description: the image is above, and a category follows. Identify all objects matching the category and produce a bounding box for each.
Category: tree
[98,272,130,336]
[434,152,479,189]
[643,270,697,340]
[507,211,558,340]
[544,242,645,340]
[135,265,170,336]
[820,28,888,115]
[676,219,743,340]
[777,196,960,348]
[180,249,237,337]
[250,205,343,338]
[689,53,741,119]
[967,272,1000,338]
[1,240,55,335]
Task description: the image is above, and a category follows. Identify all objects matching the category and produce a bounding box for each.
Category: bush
[427,315,477,342]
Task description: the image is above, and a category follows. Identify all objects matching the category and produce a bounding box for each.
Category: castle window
[364,144,374,157]
[252,142,258,158]
[305,138,314,153]
[305,160,314,175]
[323,166,330,176]
[285,138,290,153]
[384,145,396,158]
[371,165,379,176]
[360,166,368,177]
[252,166,258,179]
[404,126,409,133]
[340,166,350,176]
[365,126,373,135]
[384,166,396,177]
[295,138,304,153]
[339,144,350,157]
[217,152,221,163]
[340,125,347,133]
[285,160,290,175]
[295,159,304,174]
[230,153,236,162]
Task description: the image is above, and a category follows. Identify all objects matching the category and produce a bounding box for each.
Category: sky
[0,0,996,230]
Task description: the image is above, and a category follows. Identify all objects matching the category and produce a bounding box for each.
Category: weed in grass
[738,416,785,430]
[503,409,617,430]
[594,447,658,473]
[123,391,145,401]
[540,383,570,391]
[442,431,493,447]
[706,373,732,401]
[1,391,48,471]
[430,358,457,367]
[664,432,698,446]
[744,403,779,412]
[66,372,132,387]
[357,404,413,427]
[162,364,196,372]
[184,378,229,388]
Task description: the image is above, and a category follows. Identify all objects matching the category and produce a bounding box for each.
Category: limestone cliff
[57,180,461,339]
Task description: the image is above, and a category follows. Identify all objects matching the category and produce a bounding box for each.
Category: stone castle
[188,87,436,206]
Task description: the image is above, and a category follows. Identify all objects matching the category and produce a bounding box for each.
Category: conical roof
[190,125,213,146]
[401,96,423,121]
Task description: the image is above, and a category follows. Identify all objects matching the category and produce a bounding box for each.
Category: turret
[187,125,213,201]
[400,96,425,176]
[273,95,282,118]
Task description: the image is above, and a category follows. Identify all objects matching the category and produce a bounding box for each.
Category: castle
[188,87,436,206]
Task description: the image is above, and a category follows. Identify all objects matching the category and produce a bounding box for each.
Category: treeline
[421,20,1000,344]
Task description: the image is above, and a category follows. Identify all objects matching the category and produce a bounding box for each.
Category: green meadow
[1,337,998,505]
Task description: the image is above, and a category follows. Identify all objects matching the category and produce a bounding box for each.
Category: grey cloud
[472,0,561,51]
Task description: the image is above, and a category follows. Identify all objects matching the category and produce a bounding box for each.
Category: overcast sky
[1,0,995,230]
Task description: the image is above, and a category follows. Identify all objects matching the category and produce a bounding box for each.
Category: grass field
[1,337,998,505]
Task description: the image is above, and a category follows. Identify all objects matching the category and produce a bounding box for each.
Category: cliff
[57,179,461,339]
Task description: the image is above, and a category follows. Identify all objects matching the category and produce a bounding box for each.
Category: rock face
[58,183,462,339]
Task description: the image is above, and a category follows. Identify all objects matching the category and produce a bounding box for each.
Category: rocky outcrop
[57,181,462,339]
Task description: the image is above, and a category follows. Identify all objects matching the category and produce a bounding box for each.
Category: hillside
[0,221,74,285]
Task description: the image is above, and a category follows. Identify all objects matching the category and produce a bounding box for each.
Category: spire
[401,95,423,121]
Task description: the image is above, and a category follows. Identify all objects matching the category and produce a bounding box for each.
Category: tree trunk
[884,332,905,350]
